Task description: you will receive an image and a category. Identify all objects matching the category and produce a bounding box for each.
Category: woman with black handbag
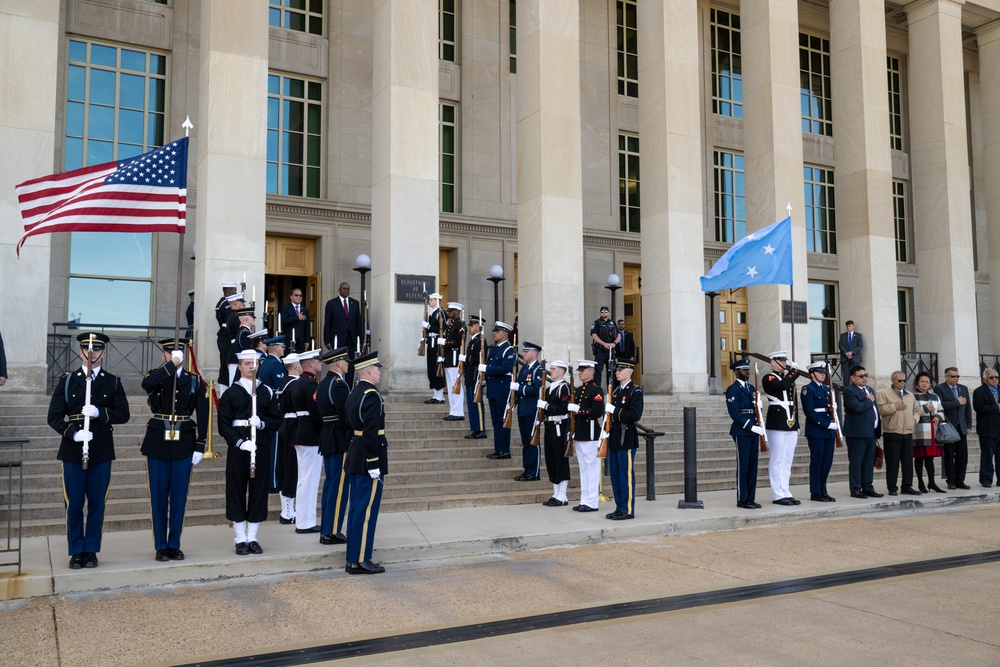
[913,371,946,493]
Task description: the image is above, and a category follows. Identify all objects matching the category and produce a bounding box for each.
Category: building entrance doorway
[623,265,642,384]
[264,235,319,351]
[719,287,749,387]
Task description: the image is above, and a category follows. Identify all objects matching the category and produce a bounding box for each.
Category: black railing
[634,422,665,501]
[979,354,1000,379]
[0,438,26,574]
[901,352,938,386]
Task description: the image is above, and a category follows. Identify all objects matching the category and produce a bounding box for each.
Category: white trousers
[575,440,600,509]
[294,445,323,529]
[766,429,798,500]
[444,367,465,416]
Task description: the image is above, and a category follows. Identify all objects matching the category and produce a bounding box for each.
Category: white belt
[284,412,297,419]
[232,420,250,427]
[295,410,310,417]
[813,408,827,412]
[546,416,567,422]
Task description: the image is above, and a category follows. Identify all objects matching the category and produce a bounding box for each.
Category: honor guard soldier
[219,302,254,390]
[568,359,604,512]
[344,352,388,575]
[218,349,280,555]
[801,361,839,502]
[762,350,806,506]
[480,321,516,459]
[318,347,351,545]
[185,289,195,339]
[462,315,487,440]
[423,292,448,404]
[538,360,572,506]
[605,359,644,520]
[276,353,301,524]
[215,282,239,366]
[140,338,210,561]
[442,303,467,421]
[47,332,130,569]
[257,335,288,491]
[725,357,764,509]
[513,342,543,481]
[290,349,324,534]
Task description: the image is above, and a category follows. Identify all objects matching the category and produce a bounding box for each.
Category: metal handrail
[634,422,665,501]
[0,438,26,575]
[901,351,938,386]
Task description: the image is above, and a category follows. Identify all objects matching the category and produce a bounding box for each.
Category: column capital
[975,18,1000,46]
[904,0,965,22]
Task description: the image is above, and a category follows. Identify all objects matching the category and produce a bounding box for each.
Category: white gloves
[81,404,99,418]
[368,468,380,479]
[567,403,580,413]
[238,440,257,454]
[248,415,262,429]
[171,350,184,365]
[604,404,616,415]
[509,382,521,392]
[422,321,429,329]
[477,364,487,373]
[73,430,93,443]
[537,400,548,411]
[437,356,445,363]
[787,360,799,371]
[751,425,766,436]
[191,451,204,465]
[459,354,467,362]
[827,423,839,430]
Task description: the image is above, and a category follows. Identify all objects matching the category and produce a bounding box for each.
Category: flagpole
[167,117,195,425]
[787,202,795,360]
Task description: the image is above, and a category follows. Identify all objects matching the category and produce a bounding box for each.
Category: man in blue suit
[934,367,972,489]
[842,365,883,499]
[725,357,763,509]
[838,320,863,384]
[480,321,516,460]
[279,287,310,353]
[800,361,839,502]
[513,342,543,481]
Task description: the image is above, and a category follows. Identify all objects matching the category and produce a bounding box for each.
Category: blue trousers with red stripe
[608,448,637,516]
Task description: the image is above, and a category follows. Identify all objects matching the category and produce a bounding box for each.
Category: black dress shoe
[83,552,98,568]
[486,452,511,460]
[346,561,385,575]
[69,554,84,569]
[611,513,634,521]
[606,510,624,519]
[543,497,568,507]
[577,505,599,512]
[168,548,185,561]
[737,501,754,509]
[947,483,957,490]
[235,542,250,556]
[751,502,762,509]
[424,397,440,404]
[789,498,801,505]
[247,541,263,554]
[772,498,795,506]
[956,482,971,489]
[474,431,488,439]
[515,474,539,481]
[850,492,867,499]
[320,533,348,545]
[279,516,295,525]
[864,490,884,498]
[822,494,836,502]
[571,505,582,511]
[810,494,827,502]
[901,487,921,496]
[155,549,171,562]
[295,526,321,534]
[464,432,480,439]
[888,490,898,496]
[443,415,465,421]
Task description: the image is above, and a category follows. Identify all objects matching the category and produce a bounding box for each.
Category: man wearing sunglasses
[842,365,883,499]
[934,368,972,490]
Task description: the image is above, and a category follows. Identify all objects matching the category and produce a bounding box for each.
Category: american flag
[15,137,189,256]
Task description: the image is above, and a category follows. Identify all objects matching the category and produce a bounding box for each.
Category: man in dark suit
[324,282,362,382]
[838,320,863,384]
[184,289,195,339]
[972,369,1000,487]
[616,320,636,361]
[934,367,972,489]
[0,328,7,387]
[279,287,310,353]
[842,365,883,499]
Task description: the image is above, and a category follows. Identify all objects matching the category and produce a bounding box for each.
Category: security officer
[513,342,543,481]
[801,361,839,502]
[762,350,807,506]
[568,359,604,512]
[275,353,301,524]
[423,292,448,404]
[605,359,643,520]
[140,338,209,561]
[290,349,323,533]
[480,321,516,459]
[725,357,763,509]
[48,332,130,569]
[462,315,487,440]
[538,360,572,506]
[317,347,351,545]
[344,351,388,574]
[441,302,466,421]
[590,305,620,387]
[257,335,287,492]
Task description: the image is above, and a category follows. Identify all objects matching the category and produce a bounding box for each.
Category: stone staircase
[0,390,857,538]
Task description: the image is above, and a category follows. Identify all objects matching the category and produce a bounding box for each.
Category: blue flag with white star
[700,216,793,291]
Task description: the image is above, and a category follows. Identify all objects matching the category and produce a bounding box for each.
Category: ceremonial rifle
[474,309,485,404]
[436,312,446,377]
[502,353,518,429]
[418,285,428,357]
[362,289,371,355]
[565,349,576,458]
[530,355,547,445]
[249,355,258,479]
[752,362,769,453]
[825,364,844,448]
[81,334,95,470]
[452,332,466,394]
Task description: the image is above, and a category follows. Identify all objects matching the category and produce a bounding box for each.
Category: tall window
[714,150,746,242]
[887,55,903,151]
[267,73,322,198]
[803,165,836,254]
[440,0,456,62]
[618,134,640,232]
[710,9,742,118]
[509,0,517,73]
[808,282,839,354]
[269,0,323,35]
[65,39,167,326]
[800,33,832,136]
[898,288,913,352]
[616,0,638,97]
[441,103,456,212]
[893,179,911,263]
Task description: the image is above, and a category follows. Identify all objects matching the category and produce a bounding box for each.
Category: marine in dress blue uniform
[483,321,516,459]
[47,332,130,569]
[462,316,487,439]
[606,360,643,519]
[257,335,288,492]
[800,361,838,502]
[344,352,388,574]
[514,342,543,480]
[140,338,209,561]
[317,347,351,545]
[725,357,762,509]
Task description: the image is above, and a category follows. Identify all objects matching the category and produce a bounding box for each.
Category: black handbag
[935,417,961,445]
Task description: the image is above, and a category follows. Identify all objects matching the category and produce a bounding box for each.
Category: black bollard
[677,406,704,509]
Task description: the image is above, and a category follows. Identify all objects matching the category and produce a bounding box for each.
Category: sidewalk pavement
[2,480,998,602]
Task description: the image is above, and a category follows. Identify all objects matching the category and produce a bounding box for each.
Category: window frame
[710,8,743,119]
[713,150,746,243]
[616,0,638,98]
[618,133,640,233]
[267,72,324,199]
[440,0,456,62]
[803,165,837,254]
[799,32,832,136]
[441,102,457,213]
[887,54,904,152]
[269,0,324,36]
[808,281,839,355]
[892,179,912,263]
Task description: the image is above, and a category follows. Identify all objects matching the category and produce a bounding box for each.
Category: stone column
[906,0,978,372]
[977,21,1000,354]
[515,0,584,358]
[740,0,810,363]
[371,0,439,390]
[193,0,269,375]
[0,1,58,391]
[636,1,706,393]
[828,0,899,384]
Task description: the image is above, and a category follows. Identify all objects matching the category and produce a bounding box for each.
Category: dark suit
[973,383,1000,486]
[843,382,878,494]
[185,301,194,339]
[934,381,971,485]
[726,378,759,504]
[324,296,361,383]
[616,330,636,361]
[838,331,863,365]
[279,302,310,353]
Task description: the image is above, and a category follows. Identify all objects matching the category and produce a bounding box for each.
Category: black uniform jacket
[573,380,605,441]
[290,371,322,446]
[317,371,351,456]
[48,367,130,464]
[277,375,299,441]
[762,371,800,431]
[345,380,388,476]
[608,381,644,450]
[140,360,209,459]
[426,307,447,347]
[542,380,571,436]
[442,319,466,367]
[217,380,280,448]
[464,333,483,387]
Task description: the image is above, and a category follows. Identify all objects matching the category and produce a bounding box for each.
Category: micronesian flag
[700,216,793,292]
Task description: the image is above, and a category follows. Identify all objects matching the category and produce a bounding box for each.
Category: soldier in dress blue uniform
[140,338,209,562]
[725,357,763,509]
[344,352,388,574]
[481,321,516,459]
[801,361,838,502]
[318,347,351,545]
[47,332,130,569]
[513,342,543,481]
[257,335,287,492]
[462,316,487,440]
[538,360,572,506]
[605,359,644,520]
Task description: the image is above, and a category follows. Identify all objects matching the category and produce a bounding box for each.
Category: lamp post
[353,253,371,354]
[706,291,722,395]
[604,274,622,387]
[488,264,505,323]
